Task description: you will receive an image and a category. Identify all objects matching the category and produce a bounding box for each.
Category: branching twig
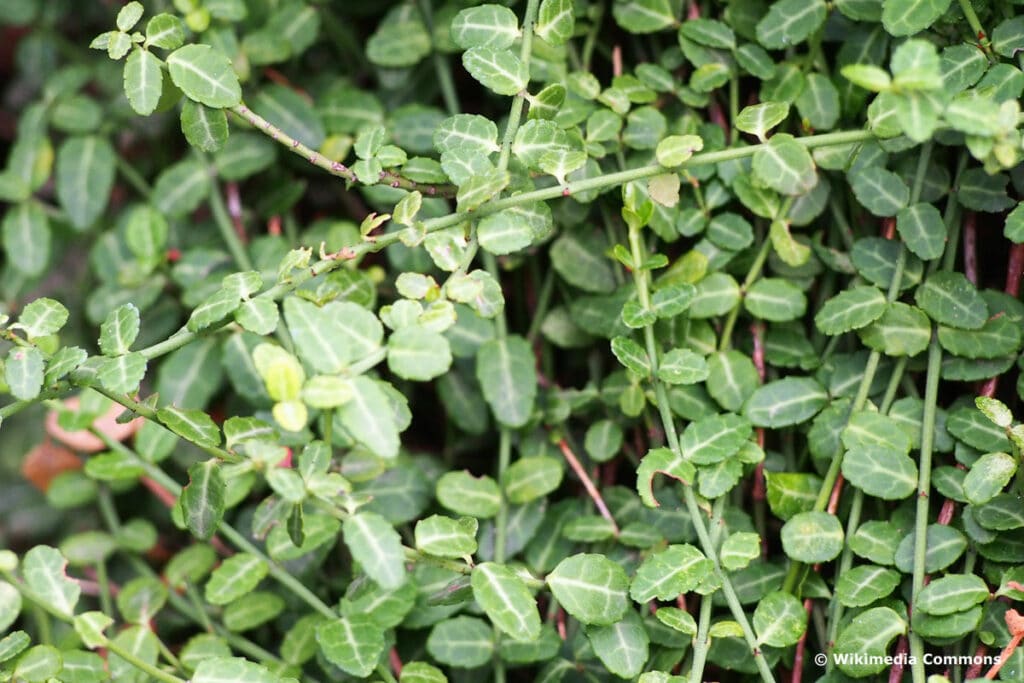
[558,439,619,535]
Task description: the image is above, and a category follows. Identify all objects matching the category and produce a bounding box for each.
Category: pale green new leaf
[343,511,406,589]
[5,347,44,400]
[192,657,279,683]
[471,562,542,641]
[547,553,629,625]
[123,49,163,116]
[97,352,147,394]
[735,102,789,141]
[388,326,452,381]
[23,546,80,617]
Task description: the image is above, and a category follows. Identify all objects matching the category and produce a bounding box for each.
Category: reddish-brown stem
[389,648,403,677]
[936,498,956,526]
[986,634,1023,679]
[882,216,896,240]
[790,598,813,683]
[558,439,620,535]
[556,607,567,640]
[1005,243,1024,296]
[612,45,623,77]
[964,211,978,285]
[888,636,908,683]
[225,182,245,242]
[827,474,844,515]
[965,643,990,679]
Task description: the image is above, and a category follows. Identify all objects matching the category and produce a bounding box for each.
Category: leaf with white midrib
[338,375,399,459]
[205,553,267,605]
[157,406,221,448]
[166,44,241,108]
[343,511,406,589]
[476,336,537,428]
[316,614,386,678]
[547,554,628,625]
[23,546,80,617]
[471,562,541,641]
[181,460,225,541]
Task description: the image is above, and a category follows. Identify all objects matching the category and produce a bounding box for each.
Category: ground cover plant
[1,0,1024,681]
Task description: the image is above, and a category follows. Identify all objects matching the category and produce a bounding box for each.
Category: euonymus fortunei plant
[1,0,1024,682]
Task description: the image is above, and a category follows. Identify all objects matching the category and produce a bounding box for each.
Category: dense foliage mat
[1,1,1024,682]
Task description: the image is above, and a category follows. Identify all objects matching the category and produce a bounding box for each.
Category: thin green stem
[105,639,187,683]
[91,431,339,621]
[115,156,154,200]
[128,129,878,367]
[719,238,772,351]
[957,0,991,52]
[627,218,776,683]
[526,267,555,344]
[95,560,113,618]
[497,0,540,172]
[688,496,728,683]
[909,336,942,683]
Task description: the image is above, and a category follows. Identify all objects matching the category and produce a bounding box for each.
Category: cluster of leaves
[1,0,1024,682]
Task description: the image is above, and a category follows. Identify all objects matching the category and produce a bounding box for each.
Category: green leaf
[462,47,529,96]
[116,2,143,31]
[535,0,575,46]
[13,645,62,682]
[753,591,806,647]
[436,471,501,518]
[914,271,987,330]
[388,326,453,381]
[98,352,148,394]
[343,511,406,589]
[781,511,844,563]
[16,298,68,338]
[478,209,536,255]
[56,136,116,230]
[585,609,649,679]
[73,611,112,648]
[815,286,887,335]
[145,13,185,49]
[680,413,752,464]
[963,452,1016,505]
[157,406,221,448]
[611,335,650,376]
[284,298,383,373]
[612,0,676,33]
[833,607,906,677]
[835,564,901,607]
[456,168,510,212]
[235,299,279,335]
[317,614,386,678]
[205,553,268,605]
[842,446,919,499]
[181,461,225,541]
[5,347,43,400]
[756,0,827,49]
[894,524,968,573]
[251,85,325,150]
[153,158,211,217]
[629,544,711,602]
[655,135,704,167]
[3,201,50,277]
[427,616,493,667]
[896,203,946,261]
[471,562,541,641]
[850,166,909,217]
[744,377,827,427]
[735,102,789,142]
[415,515,478,558]
[752,134,817,196]
[476,336,537,428]
[547,553,629,626]
[340,376,401,458]
[366,12,430,68]
[99,303,140,356]
[690,272,741,318]
[882,0,953,37]
[123,49,163,116]
[636,447,696,507]
[841,64,892,92]
[720,532,762,571]
[181,99,229,152]
[795,73,840,130]
[858,302,932,356]
[657,349,709,385]
[434,114,499,156]
[192,657,279,683]
[706,350,759,412]
[916,574,989,616]
[166,44,242,108]
[0,581,21,634]
[744,277,807,321]
[23,546,80,617]
[551,232,616,293]
[451,5,520,50]
[503,456,563,504]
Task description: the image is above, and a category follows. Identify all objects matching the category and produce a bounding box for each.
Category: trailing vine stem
[626,214,777,683]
